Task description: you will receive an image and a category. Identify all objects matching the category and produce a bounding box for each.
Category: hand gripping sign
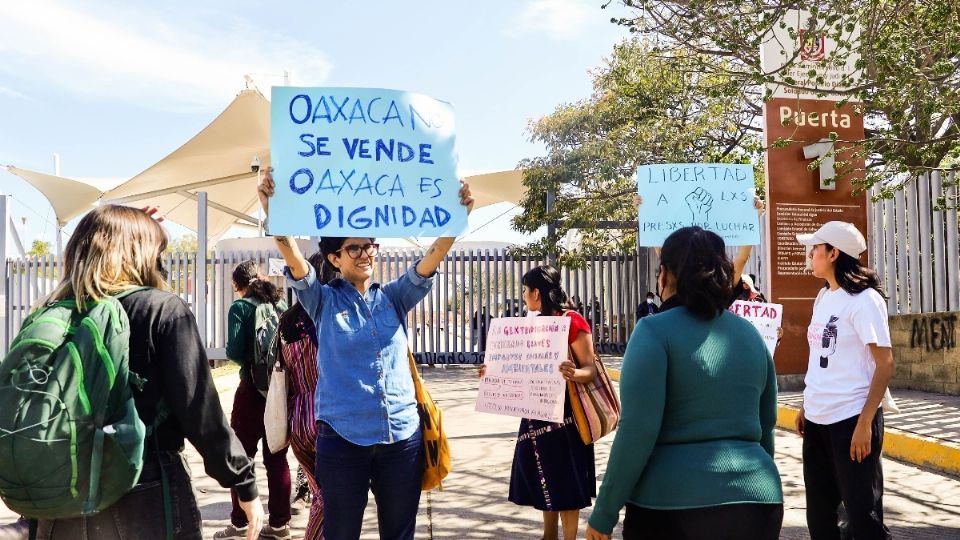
[269,87,467,238]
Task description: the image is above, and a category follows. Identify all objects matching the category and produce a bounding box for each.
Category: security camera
[251,156,261,173]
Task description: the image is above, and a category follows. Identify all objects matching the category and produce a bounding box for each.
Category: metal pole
[8,216,25,257]
[54,153,63,257]
[0,195,10,353]
[197,191,209,346]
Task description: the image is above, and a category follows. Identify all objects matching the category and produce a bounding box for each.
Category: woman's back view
[588,226,782,540]
[25,205,263,540]
[623,308,779,509]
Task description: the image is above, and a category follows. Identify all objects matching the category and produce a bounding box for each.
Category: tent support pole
[196,192,208,347]
[1,195,10,353]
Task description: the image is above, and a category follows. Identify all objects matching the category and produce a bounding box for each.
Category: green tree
[166,234,198,253]
[28,240,51,258]
[514,40,763,263]
[609,0,960,198]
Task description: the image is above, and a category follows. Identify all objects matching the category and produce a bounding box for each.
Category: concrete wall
[890,312,959,395]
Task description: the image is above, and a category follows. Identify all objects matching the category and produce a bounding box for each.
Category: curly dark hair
[232,260,281,304]
[318,236,375,263]
[660,226,733,320]
[521,265,572,316]
[825,243,886,297]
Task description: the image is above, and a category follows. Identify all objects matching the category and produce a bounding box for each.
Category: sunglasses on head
[335,242,380,259]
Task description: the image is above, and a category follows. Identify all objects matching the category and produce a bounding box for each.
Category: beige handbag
[265,360,289,453]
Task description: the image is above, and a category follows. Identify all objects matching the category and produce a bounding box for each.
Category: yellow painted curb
[608,368,621,382]
[778,405,960,477]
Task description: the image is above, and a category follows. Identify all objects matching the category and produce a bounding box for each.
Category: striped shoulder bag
[567,348,621,445]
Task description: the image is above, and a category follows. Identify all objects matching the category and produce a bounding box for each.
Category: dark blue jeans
[314,421,423,540]
[36,452,202,539]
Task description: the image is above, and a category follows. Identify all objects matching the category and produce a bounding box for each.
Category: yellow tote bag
[407,350,451,491]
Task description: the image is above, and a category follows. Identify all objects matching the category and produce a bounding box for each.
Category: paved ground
[3,367,960,539]
[780,389,960,447]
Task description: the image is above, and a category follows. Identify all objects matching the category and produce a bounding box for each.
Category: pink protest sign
[475,316,571,423]
[729,300,784,357]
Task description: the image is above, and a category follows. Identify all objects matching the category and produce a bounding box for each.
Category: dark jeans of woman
[228,378,291,529]
[622,502,784,540]
[803,412,891,540]
[36,452,202,540]
[314,421,423,540]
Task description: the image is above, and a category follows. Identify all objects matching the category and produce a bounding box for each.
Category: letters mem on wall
[269,87,467,238]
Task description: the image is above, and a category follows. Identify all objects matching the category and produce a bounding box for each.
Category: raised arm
[733,196,765,282]
[415,180,474,277]
[258,167,310,279]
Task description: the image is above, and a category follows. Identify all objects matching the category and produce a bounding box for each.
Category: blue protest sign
[635,163,759,246]
[269,87,466,238]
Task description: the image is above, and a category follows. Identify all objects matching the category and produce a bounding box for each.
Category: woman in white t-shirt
[795,221,894,540]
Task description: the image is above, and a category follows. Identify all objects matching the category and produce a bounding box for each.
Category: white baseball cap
[796,221,866,258]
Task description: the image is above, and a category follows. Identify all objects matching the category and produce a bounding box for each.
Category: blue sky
[0,0,629,250]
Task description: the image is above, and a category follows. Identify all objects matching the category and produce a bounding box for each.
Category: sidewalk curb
[777,405,960,477]
[610,368,960,477]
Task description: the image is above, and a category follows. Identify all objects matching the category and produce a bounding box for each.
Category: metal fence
[6,172,956,356]
[869,171,960,314]
[3,248,651,361]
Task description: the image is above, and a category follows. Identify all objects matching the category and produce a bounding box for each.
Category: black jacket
[120,288,258,502]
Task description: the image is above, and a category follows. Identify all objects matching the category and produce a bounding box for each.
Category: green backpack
[0,289,150,519]
[238,298,284,397]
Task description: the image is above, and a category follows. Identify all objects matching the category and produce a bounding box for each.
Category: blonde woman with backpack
[0,205,263,540]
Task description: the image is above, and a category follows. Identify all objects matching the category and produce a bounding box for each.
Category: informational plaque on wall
[773,203,860,277]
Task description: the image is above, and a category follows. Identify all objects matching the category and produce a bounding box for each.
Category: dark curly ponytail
[660,227,733,320]
[521,265,571,316]
[232,260,282,304]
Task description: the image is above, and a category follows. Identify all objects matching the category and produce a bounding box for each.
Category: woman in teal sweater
[586,226,783,540]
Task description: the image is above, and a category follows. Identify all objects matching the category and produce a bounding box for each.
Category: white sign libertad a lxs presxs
[475,316,571,423]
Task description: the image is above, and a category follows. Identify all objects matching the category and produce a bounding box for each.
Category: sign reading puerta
[761,10,866,374]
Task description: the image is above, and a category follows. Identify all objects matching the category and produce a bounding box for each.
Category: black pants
[36,452,202,540]
[803,412,891,540]
[622,503,783,540]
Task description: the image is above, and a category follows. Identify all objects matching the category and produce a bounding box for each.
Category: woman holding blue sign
[258,167,473,540]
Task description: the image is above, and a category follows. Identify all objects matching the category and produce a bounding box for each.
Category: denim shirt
[285,262,434,445]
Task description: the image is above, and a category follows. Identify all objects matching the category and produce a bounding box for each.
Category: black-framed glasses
[336,242,380,259]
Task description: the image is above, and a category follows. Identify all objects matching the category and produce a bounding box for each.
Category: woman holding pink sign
[481,265,599,540]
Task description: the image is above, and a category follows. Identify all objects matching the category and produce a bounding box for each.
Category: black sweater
[119,288,258,502]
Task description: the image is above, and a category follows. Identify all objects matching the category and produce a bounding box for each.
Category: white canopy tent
[4,87,528,243]
[102,88,271,240]
[466,169,525,209]
[1,85,530,350]
[0,166,125,226]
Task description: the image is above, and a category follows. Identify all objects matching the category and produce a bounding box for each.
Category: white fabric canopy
[466,169,525,208]
[5,87,528,242]
[102,88,271,240]
[1,166,125,225]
